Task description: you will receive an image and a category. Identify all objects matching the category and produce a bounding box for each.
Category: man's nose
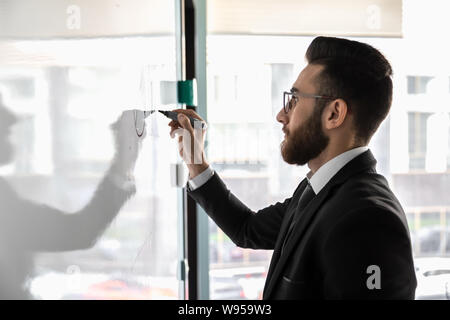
[276,107,288,125]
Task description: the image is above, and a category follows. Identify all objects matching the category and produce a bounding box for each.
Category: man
[0,92,144,299]
[169,36,417,299]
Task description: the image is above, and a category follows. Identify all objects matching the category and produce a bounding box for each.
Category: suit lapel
[274,179,309,252]
[263,150,378,299]
[263,184,334,298]
[263,179,308,290]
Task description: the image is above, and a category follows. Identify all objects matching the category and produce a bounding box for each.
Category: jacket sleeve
[188,172,294,250]
[321,207,417,299]
[4,175,134,252]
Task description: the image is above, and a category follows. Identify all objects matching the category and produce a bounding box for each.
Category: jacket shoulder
[319,171,410,234]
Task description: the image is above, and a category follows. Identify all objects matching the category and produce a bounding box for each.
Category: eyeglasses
[283,90,336,114]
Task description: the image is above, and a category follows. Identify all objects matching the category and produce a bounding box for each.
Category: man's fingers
[168,120,180,129]
[177,113,194,133]
[169,122,182,138]
[171,108,204,122]
[170,128,177,138]
[168,120,179,127]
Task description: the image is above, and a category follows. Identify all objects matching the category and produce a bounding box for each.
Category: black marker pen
[144,110,207,129]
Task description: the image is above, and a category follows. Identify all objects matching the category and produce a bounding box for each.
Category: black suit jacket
[188,150,417,299]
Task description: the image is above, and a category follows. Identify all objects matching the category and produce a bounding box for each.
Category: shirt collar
[307,146,369,194]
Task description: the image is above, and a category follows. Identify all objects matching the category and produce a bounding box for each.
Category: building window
[407,76,434,94]
[408,112,432,170]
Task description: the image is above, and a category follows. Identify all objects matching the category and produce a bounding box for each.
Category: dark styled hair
[305,36,393,144]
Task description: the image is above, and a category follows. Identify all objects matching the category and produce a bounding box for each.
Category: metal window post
[193,0,209,300]
[183,0,209,300]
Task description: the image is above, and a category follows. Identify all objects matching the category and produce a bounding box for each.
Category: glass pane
[0,0,180,300]
[206,1,450,301]
[207,43,309,300]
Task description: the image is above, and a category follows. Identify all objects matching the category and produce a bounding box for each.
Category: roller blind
[0,0,174,39]
[207,0,402,37]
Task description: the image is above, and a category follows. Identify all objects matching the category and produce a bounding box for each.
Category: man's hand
[168,109,209,179]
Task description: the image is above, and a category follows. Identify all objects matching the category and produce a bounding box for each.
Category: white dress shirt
[307,146,369,194]
[188,146,369,193]
[187,165,215,191]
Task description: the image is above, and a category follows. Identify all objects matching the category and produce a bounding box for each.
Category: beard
[280,108,329,166]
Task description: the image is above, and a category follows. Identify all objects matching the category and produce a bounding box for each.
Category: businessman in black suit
[168,36,417,299]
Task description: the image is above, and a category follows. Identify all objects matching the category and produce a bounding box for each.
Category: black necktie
[281,182,315,253]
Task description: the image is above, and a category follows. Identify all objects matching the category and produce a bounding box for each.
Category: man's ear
[323,99,348,130]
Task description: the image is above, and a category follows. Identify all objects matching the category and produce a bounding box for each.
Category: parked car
[210,266,266,300]
[412,226,450,254]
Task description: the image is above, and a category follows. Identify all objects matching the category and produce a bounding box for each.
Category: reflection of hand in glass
[0,97,146,299]
[109,110,146,190]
